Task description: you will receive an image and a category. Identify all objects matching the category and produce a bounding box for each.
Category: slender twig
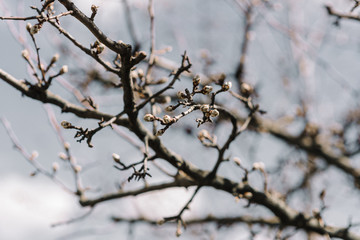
[51,207,94,227]
[1,117,74,195]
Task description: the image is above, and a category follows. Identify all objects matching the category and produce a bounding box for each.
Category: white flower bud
[176,228,182,237]
[198,129,210,141]
[200,104,210,113]
[222,81,232,91]
[52,162,59,172]
[240,82,253,96]
[233,157,241,166]
[51,54,59,64]
[202,85,213,94]
[30,24,40,35]
[163,115,172,124]
[26,23,32,32]
[64,142,70,151]
[144,113,155,122]
[29,151,39,161]
[137,69,144,78]
[244,192,253,199]
[21,49,29,59]
[165,105,173,112]
[60,65,68,74]
[74,165,82,173]
[112,153,120,163]
[209,109,219,117]
[193,75,201,86]
[58,152,67,160]
[252,162,265,171]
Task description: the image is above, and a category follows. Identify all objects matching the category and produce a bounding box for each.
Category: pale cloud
[0,175,76,239]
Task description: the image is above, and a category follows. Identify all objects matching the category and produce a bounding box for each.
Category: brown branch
[325,5,360,22]
[235,4,253,85]
[112,215,280,228]
[79,176,196,207]
[58,0,131,56]
[0,69,129,127]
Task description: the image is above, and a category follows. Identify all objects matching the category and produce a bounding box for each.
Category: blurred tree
[1,0,360,239]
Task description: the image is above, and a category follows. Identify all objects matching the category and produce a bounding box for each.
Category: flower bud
[26,23,32,32]
[176,228,182,237]
[59,65,68,74]
[144,113,155,122]
[200,104,210,113]
[209,109,219,117]
[177,91,186,99]
[156,77,168,84]
[202,85,213,94]
[50,54,59,64]
[165,105,173,112]
[112,153,120,163]
[30,24,40,35]
[52,162,59,172]
[252,161,265,171]
[244,192,253,199]
[58,152,67,160]
[163,115,172,124]
[157,219,165,225]
[29,151,39,161]
[192,75,201,86]
[64,142,70,151]
[74,165,82,173]
[61,120,72,129]
[198,129,210,141]
[240,82,253,97]
[222,81,232,91]
[233,157,241,166]
[21,49,29,60]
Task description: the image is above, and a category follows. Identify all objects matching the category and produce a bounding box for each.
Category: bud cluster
[200,104,219,118]
[26,23,41,35]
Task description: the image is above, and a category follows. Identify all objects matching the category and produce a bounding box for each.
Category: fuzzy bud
[198,129,211,141]
[165,105,174,112]
[112,153,120,163]
[209,109,219,117]
[29,151,39,161]
[222,81,232,91]
[156,77,168,84]
[233,157,241,166]
[244,192,253,199]
[59,65,68,74]
[192,75,201,86]
[64,142,70,151]
[163,115,172,124]
[58,152,67,160]
[200,104,210,113]
[21,49,30,60]
[26,23,32,32]
[30,24,40,35]
[202,85,213,94]
[144,113,155,122]
[137,69,144,78]
[177,91,187,99]
[61,120,72,129]
[157,219,165,225]
[240,82,253,97]
[74,165,82,173]
[252,161,265,171]
[50,54,59,64]
[176,228,182,237]
[52,162,59,172]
